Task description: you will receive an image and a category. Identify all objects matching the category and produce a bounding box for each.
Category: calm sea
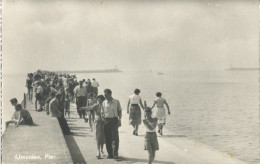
[2,71,259,163]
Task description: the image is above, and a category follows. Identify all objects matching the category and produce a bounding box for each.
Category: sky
[2,0,259,74]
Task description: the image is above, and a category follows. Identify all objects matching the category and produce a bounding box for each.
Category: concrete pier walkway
[2,95,247,164]
[2,97,73,164]
[67,103,246,164]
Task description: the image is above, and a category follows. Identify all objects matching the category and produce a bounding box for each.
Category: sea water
[2,71,259,163]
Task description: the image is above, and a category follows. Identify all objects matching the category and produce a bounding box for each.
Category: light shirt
[49,98,62,118]
[154,97,166,107]
[74,86,88,97]
[87,98,97,107]
[36,86,43,94]
[92,81,99,88]
[129,94,141,104]
[62,77,67,87]
[102,99,122,118]
[12,111,20,120]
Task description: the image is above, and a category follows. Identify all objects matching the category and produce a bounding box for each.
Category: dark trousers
[93,87,98,97]
[27,87,33,102]
[104,118,119,157]
[76,96,87,117]
[35,94,43,110]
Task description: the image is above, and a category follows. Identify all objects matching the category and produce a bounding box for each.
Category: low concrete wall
[2,96,73,164]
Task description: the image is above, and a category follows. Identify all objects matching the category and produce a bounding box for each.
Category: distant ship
[158,72,164,75]
[226,66,259,71]
[55,66,122,74]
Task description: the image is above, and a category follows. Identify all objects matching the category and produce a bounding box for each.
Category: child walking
[64,94,70,118]
[143,107,159,164]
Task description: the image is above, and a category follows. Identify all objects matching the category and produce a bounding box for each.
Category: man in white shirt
[74,81,88,118]
[92,78,99,97]
[102,89,121,159]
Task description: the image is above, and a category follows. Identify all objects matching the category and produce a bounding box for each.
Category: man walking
[74,81,88,118]
[102,89,122,159]
[49,93,71,135]
[92,78,99,97]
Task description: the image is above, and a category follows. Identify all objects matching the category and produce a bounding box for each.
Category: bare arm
[16,112,22,126]
[85,103,98,112]
[127,99,130,114]
[164,100,171,114]
[151,102,156,110]
[139,99,144,110]
[117,100,122,120]
[143,119,153,130]
[143,118,158,130]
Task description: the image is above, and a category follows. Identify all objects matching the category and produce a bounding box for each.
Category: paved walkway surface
[2,95,246,164]
[67,103,246,164]
[2,97,73,164]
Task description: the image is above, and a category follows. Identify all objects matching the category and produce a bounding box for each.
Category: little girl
[143,107,159,164]
[64,94,70,118]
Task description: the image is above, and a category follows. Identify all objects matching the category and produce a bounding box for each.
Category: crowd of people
[8,70,171,164]
[25,70,101,135]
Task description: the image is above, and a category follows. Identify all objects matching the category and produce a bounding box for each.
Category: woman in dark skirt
[127,89,145,135]
[85,95,106,159]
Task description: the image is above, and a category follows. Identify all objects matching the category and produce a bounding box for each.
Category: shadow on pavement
[64,135,86,164]
[119,156,175,164]
[163,134,187,138]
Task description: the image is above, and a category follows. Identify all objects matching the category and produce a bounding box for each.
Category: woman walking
[87,93,97,131]
[26,73,33,103]
[127,89,144,136]
[151,92,171,136]
[85,95,106,159]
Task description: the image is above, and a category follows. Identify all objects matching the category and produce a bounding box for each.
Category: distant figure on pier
[35,81,44,111]
[86,81,94,97]
[49,93,71,135]
[33,70,42,81]
[57,80,66,116]
[127,89,145,136]
[86,93,97,131]
[15,104,33,126]
[45,91,56,115]
[92,78,99,97]
[102,89,122,159]
[151,92,171,136]
[67,76,75,102]
[5,98,19,127]
[143,107,159,164]
[49,93,63,118]
[26,73,33,103]
[62,74,67,88]
[87,79,91,86]
[74,81,88,118]
[64,94,70,118]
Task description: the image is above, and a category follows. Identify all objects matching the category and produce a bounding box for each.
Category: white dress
[153,97,166,124]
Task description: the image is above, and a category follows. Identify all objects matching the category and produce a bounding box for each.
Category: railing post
[24,93,26,108]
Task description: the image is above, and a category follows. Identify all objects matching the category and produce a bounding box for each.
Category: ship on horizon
[225,65,259,71]
[55,66,122,74]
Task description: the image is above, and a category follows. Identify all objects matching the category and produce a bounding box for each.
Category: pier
[2,95,72,163]
[2,94,247,164]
